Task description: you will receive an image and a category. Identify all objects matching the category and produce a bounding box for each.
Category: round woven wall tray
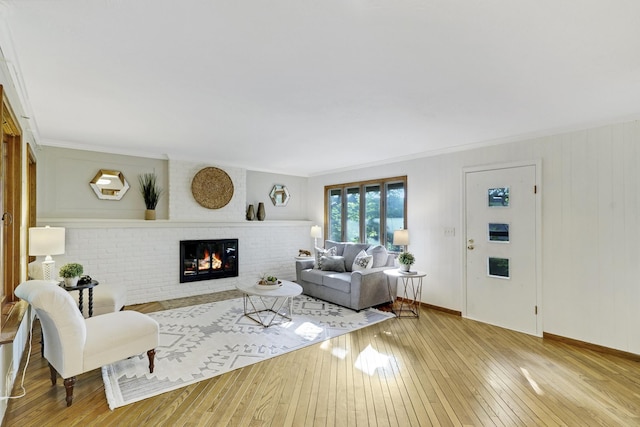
[191,167,234,209]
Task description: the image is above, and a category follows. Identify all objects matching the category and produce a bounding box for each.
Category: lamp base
[42,260,56,281]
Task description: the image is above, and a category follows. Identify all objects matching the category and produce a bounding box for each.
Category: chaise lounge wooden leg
[64,377,76,407]
[147,349,156,373]
[48,363,57,385]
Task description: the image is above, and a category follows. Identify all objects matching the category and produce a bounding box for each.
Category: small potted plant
[138,172,163,220]
[397,252,415,272]
[59,263,84,287]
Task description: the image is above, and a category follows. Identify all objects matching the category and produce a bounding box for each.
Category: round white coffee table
[236,280,303,327]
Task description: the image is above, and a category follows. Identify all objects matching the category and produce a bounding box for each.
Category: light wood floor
[4,292,640,426]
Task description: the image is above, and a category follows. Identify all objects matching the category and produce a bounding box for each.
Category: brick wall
[63,222,309,304]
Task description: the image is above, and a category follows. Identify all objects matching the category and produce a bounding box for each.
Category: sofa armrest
[295,258,315,277]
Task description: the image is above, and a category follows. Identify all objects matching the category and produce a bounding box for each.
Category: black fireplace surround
[180,239,238,283]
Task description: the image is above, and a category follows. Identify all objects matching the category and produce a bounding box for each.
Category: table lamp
[29,226,66,281]
[310,225,322,248]
[393,229,409,251]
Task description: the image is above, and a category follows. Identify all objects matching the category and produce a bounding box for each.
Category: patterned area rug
[102,295,394,409]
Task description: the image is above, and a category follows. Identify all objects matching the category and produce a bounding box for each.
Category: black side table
[60,280,100,317]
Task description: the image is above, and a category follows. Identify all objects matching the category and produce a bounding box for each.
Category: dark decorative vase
[257,202,266,221]
[246,204,255,221]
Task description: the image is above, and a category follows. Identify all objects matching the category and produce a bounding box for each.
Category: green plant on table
[398,252,415,266]
[59,263,84,278]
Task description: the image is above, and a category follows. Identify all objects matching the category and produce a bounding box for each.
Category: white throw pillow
[352,250,373,271]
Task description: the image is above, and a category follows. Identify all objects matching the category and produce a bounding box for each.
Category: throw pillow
[325,240,346,256]
[315,246,337,269]
[342,243,370,272]
[319,255,346,272]
[352,250,373,271]
[367,245,389,268]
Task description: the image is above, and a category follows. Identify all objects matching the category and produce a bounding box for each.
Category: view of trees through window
[325,176,407,251]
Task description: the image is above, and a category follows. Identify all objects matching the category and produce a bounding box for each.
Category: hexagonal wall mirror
[269,184,290,206]
[89,169,130,200]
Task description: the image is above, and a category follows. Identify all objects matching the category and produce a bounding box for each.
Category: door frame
[461,159,543,336]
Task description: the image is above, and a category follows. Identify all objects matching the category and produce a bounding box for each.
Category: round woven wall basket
[191,167,234,209]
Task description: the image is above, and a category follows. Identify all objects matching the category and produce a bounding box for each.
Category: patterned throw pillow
[352,250,373,271]
[315,246,337,269]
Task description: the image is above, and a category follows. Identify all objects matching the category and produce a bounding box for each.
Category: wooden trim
[543,332,640,362]
[421,302,462,316]
[27,143,37,264]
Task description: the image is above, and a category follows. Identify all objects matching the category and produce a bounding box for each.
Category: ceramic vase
[246,204,255,220]
[145,209,156,220]
[64,276,79,287]
[257,202,266,221]
[399,263,411,272]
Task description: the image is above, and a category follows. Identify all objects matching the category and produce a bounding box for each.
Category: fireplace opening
[180,239,238,283]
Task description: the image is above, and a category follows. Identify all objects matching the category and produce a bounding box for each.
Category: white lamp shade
[29,226,66,257]
[310,225,322,239]
[393,229,409,246]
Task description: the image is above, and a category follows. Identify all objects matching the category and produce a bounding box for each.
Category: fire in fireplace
[180,239,238,283]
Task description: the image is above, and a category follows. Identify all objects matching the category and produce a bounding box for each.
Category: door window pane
[346,187,360,242]
[488,257,510,278]
[328,189,342,242]
[488,223,509,242]
[488,187,510,207]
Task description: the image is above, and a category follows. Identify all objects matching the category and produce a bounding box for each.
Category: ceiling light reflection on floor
[355,344,391,376]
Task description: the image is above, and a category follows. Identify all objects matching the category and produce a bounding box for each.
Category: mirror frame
[269,184,290,206]
[89,169,130,200]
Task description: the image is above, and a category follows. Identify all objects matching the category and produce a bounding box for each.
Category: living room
[1,1,640,425]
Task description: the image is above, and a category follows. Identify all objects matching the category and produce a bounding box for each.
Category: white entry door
[465,164,539,335]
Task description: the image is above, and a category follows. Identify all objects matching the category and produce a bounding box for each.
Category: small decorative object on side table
[397,251,415,273]
[384,269,426,318]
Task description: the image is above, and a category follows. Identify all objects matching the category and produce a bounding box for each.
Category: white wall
[309,121,640,355]
[246,171,308,220]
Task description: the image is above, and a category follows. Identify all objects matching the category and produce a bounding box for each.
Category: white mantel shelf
[37,219,313,229]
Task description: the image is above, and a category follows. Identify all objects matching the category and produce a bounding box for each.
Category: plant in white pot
[397,252,415,272]
[59,263,83,287]
[138,172,163,220]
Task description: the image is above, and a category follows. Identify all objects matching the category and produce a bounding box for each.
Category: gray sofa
[295,240,397,310]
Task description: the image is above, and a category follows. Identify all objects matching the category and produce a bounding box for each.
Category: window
[325,176,407,250]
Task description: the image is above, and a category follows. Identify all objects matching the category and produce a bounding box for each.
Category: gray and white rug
[102,295,394,409]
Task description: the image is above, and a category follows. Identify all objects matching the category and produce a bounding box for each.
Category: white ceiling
[2,0,640,176]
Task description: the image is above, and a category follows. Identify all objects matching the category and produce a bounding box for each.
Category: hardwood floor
[4,292,640,426]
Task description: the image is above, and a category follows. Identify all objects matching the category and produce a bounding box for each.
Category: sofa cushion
[322,272,352,292]
[367,245,390,267]
[300,268,330,286]
[342,243,371,272]
[352,250,373,271]
[314,246,337,268]
[319,255,346,272]
[325,240,346,256]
